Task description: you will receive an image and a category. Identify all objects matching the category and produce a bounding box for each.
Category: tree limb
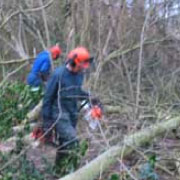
[0,57,34,65]
[0,0,55,29]
[0,62,29,88]
[102,38,169,67]
[59,116,180,180]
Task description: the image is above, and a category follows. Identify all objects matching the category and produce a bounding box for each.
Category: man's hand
[39,73,49,81]
[90,97,103,110]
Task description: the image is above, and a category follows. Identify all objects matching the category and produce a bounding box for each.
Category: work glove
[39,73,50,82]
[32,126,53,144]
[90,97,103,110]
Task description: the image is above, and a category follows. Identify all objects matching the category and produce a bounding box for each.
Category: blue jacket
[27,50,51,87]
[42,65,89,130]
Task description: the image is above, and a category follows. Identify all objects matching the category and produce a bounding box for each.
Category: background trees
[1,0,180,179]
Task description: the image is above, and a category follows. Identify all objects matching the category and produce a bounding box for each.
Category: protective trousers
[55,112,79,169]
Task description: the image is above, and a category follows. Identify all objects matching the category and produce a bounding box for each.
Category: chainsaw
[80,99,103,130]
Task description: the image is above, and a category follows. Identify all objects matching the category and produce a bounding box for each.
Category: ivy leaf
[109,173,120,180]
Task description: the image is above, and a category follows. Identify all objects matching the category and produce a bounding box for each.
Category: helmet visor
[78,57,94,69]
[81,61,90,69]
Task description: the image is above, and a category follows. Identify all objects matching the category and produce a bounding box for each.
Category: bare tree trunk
[39,0,50,48]
[135,7,153,119]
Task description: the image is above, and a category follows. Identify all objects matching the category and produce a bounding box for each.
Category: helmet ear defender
[67,55,94,68]
[68,54,77,67]
[89,57,94,64]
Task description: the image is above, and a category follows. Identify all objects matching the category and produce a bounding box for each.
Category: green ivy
[109,173,120,180]
[0,82,43,139]
[55,140,89,176]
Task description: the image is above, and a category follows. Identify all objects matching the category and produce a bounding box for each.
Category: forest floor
[1,113,180,180]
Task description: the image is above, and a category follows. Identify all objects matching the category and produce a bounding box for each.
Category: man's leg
[55,112,79,173]
[42,113,56,144]
[71,113,78,128]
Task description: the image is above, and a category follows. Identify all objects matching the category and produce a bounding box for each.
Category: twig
[0,0,55,29]
[0,62,29,88]
[0,57,34,65]
[92,38,169,87]
[118,159,138,180]
[103,38,169,66]
[98,121,110,148]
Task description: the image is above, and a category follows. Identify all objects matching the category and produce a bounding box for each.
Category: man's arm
[39,60,51,82]
[39,59,50,73]
[77,74,90,100]
[78,88,90,100]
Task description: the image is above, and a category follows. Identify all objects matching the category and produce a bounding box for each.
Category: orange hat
[50,45,62,60]
[67,47,90,69]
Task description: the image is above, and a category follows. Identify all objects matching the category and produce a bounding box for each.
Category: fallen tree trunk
[26,102,127,122]
[25,101,42,122]
[59,116,180,180]
[25,101,140,118]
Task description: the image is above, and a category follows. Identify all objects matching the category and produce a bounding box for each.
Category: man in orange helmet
[41,47,100,169]
[27,45,62,91]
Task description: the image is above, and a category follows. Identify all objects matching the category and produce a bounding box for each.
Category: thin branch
[103,38,169,66]
[39,0,50,48]
[91,38,169,89]
[0,57,34,65]
[0,0,55,29]
[0,62,28,88]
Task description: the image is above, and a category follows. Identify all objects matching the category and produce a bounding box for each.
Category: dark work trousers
[54,111,79,166]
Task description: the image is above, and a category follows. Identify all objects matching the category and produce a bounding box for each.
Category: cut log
[25,101,42,122]
[13,123,36,134]
[27,103,127,121]
[25,101,127,123]
[59,116,180,180]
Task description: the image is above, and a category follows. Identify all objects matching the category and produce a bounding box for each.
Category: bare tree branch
[0,57,34,65]
[0,0,55,29]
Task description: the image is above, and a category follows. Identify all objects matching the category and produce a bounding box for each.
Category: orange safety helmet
[50,45,62,60]
[67,47,91,69]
